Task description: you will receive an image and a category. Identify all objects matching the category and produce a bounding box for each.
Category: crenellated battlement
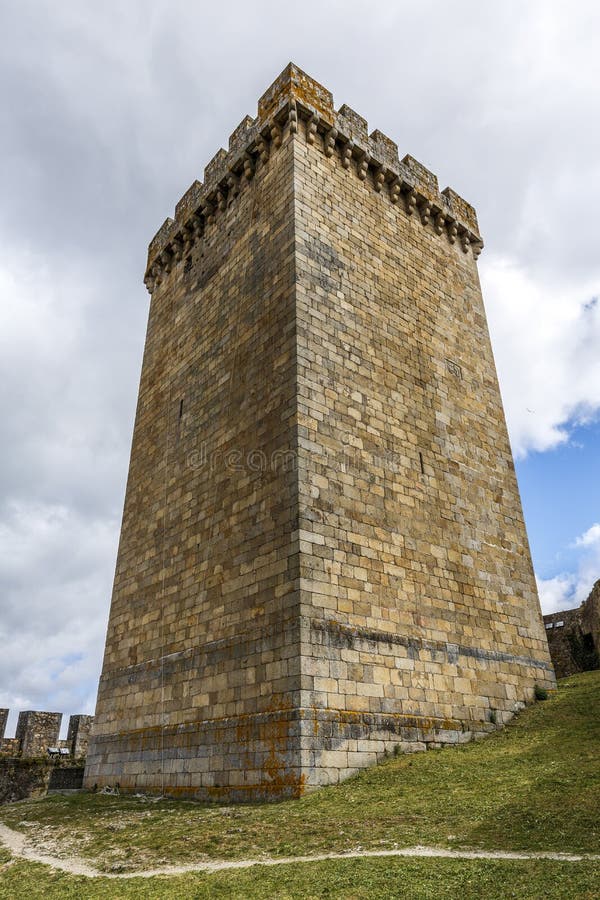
[0,709,93,759]
[144,63,483,294]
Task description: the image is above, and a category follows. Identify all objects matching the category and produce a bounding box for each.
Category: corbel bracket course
[145,63,483,291]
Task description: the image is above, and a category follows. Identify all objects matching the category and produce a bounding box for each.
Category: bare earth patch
[1,820,598,881]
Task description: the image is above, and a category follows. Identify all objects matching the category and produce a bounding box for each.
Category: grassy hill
[0,670,598,898]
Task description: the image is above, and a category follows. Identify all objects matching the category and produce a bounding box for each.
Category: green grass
[0,857,599,899]
[0,671,598,896]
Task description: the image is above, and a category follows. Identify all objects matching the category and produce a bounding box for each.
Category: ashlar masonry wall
[292,109,555,783]
[85,63,554,801]
[85,105,303,799]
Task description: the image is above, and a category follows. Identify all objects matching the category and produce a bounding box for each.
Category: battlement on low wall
[0,710,93,759]
[144,62,483,294]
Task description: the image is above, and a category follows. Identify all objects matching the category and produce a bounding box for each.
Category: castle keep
[84,64,555,800]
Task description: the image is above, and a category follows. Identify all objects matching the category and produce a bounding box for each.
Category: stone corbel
[202,200,216,227]
[191,213,203,238]
[256,134,269,164]
[182,223,195,253]
[419,201,432,226]
[373,167,385,193]
[151,264,162,286]
[171,237,184,262]
[216,188,227,213]
[243,153,255,180]
[270,123,282,148]
[306,113,319,145]
[460,230,470,253]
[405,188,417,216]
[447,221,458,244]
[160,248,173,274]
[357,151,370,181]
[288,100,298,134]
[227,173,240,200]
[389,178,401,204]
[473,241,484,260]
[324,127,338,158]
[341,141,354,169]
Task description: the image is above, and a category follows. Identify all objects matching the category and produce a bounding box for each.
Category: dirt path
[0,822,597,880]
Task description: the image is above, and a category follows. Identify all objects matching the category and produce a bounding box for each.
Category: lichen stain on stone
[258,64,334,125]
[235,698,306,800]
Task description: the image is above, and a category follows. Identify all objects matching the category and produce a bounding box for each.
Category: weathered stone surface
[47,765,85,793]
[543,580,600,677]
[67,715,94,758]
[85,64,555,802]
[0,759,84,805]
[0,711,93,758]
[15,711,61,758]
[258,62,334,124]
[0,758,55,804]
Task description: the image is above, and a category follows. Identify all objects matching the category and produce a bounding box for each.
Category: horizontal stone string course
[94,613,553,702]
[86,707,467,739]
[144,88,483,294]
[312,619,555,672]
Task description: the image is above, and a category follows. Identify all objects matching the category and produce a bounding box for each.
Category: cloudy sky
[1,1,599,734]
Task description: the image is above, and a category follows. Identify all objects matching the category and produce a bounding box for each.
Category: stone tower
[84,64,555,800]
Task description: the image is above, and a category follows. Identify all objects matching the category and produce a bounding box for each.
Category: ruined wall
[85,64,554,800]
[544,580,600,678]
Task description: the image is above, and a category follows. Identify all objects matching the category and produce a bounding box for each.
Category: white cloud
[536,573,576,616]
[481,258,600,457]
[0,499,116,737]
[0,248,138,731]
[537,522,600,614]
[575,523,600,548]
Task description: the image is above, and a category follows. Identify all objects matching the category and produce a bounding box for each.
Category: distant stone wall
[582,580,600,650]
[0,709,91,804]
[0,710,94,759]
[0,758,54,804]
[0,758,84,805]
[543,579,600,678]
